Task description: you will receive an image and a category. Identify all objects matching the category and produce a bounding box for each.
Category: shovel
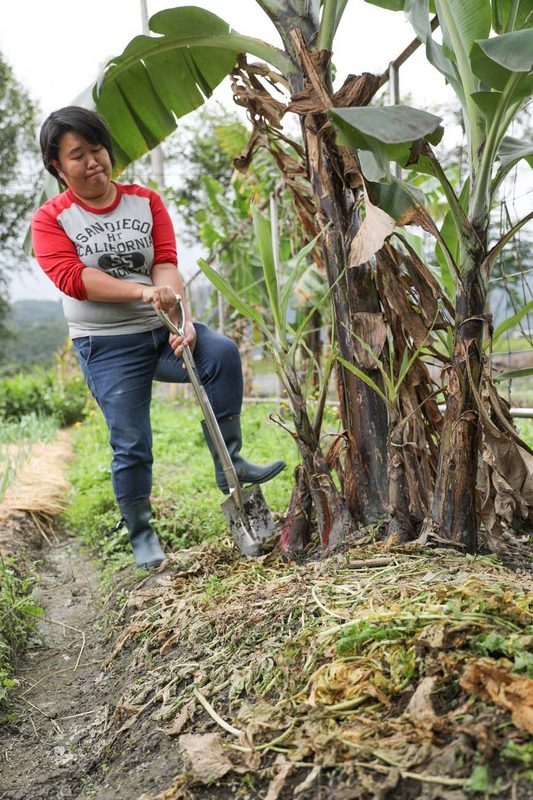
[153,295,276,558]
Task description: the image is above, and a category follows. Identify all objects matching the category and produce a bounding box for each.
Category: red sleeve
[149,191,178,267]
[31,206,88,300]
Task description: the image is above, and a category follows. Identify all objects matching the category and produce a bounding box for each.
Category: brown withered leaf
[142,774,188,800]
[230,60,286,129]
[350,312,389,369]
[460,658,533,734]
[416,622,472,651]
[349,189,396,267]
[179,732,233,783]
[338,145,363,188]
[308,661,390,707]
[265,754,293,800]
[164,699,195,737]
[287,35,331,115]
[293,765,321,796]
[376,248,435,348]
[332,72,380,108]
[406,676,439,729]
[471,376,533,551]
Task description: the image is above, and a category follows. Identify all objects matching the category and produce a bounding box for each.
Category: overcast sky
[1,0,454,301]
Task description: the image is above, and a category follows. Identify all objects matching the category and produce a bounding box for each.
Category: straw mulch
[0,430,72,556]
[97,538,533,799]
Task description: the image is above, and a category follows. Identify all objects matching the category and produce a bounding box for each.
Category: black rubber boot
[119,499,166,568]
[201,414,286,494]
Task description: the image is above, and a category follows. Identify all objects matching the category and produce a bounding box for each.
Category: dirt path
[0,534,108,799]
[0,433,111,798]
[0,433,186,800]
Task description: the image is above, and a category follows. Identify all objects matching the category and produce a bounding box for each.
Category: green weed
[465,764,503,795]
[0,556,43,708]
[502,740,533,767]
[471,630,533,676]
[336,620,409,654]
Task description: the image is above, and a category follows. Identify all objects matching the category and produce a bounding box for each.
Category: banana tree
[328,0,533,551]
[92,1,391,530]
[199,207,354,548]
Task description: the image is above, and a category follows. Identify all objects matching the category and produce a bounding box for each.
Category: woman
[32,106,285,569]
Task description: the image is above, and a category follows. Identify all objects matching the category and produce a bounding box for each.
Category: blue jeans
[72,323,243,506]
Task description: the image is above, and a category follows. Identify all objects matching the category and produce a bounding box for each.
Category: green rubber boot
[119,499,166,568]
[201,414,286,494]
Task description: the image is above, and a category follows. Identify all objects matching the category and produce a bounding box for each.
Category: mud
[0,534,107,799]
[0,527,191,800]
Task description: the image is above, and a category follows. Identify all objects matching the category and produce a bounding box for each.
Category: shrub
[0,367,88,426]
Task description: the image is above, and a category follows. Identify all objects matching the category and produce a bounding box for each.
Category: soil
[0,530,105,799]
[0,436,531,799]
[0,524,189,800]
[2,522,530,800]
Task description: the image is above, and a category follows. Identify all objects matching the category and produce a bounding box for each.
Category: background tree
[0,52,40,362]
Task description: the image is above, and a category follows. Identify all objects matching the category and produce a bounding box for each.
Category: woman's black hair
[39,106,115,183]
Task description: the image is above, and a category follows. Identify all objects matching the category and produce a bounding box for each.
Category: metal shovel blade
[221,486,276,558]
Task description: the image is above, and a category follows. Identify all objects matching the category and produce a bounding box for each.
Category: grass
[517,418,533,446]
[0,557,42,711]
[65,396,302,567]
[0,415,57,710]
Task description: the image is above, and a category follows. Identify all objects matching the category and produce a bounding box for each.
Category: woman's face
[53,131,114,205]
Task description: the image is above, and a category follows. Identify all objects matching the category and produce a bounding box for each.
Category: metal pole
[140,0,165,188]
[389,62,401,180]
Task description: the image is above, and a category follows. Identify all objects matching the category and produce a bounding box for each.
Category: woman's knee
[195,324,241,376]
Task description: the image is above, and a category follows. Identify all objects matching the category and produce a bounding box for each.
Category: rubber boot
[119,499,166,568]
[201,414,286,494]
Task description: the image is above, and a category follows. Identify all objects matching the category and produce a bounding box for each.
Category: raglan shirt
[31,183,178,338]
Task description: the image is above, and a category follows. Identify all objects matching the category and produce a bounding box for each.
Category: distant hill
[2,300,68,371]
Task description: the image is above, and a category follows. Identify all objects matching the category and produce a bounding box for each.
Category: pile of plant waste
[97,537,532,799]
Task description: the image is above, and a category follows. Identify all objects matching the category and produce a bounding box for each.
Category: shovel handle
[153,296,245,506]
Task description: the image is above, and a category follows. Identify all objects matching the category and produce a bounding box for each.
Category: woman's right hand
[140,285,176,313]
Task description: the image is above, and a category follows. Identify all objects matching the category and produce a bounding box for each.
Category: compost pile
[98,538,532,799]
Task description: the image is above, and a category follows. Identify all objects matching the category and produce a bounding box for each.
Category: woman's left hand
[169,320,197,359]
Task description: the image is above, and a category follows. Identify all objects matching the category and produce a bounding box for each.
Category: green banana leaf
[435,178,470,297]
[494,367,533,382]
[436,0,491,65]
[497,136,533,171]
[329,105,442,182]
[470,29,533,96]
[251,206,282,340]
[492,300,533,346]
[471,91,503,126]
[94,6,295,170]
[348,177,427,266]
[363,0,407,10]
[491,0,533,33]
[366,178,426,221]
